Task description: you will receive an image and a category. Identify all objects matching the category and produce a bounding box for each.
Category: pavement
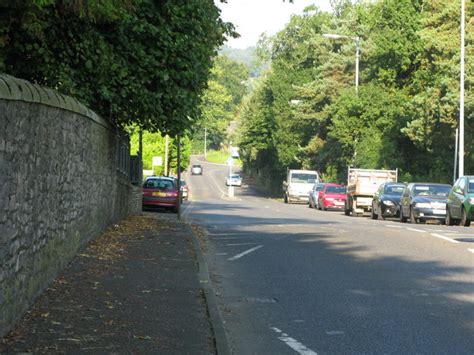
[0,210,227,354]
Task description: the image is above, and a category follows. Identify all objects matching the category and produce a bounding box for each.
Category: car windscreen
[143,179,175,190]
[384,185,405,195]
[413,185,450,197]
[291,173,317,183]
[231,175,240,179]
[326,186,346,194]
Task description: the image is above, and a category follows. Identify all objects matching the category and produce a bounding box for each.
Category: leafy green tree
[0,0,234,135]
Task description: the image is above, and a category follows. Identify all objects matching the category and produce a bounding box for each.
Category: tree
[0,1,235,135]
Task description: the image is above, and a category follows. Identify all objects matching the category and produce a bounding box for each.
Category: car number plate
[433,209,445,215]
[153,192,167,197]
[335,201,344,205]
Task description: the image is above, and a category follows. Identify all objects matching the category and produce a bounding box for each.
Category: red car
[142,177,179,213]
[318,184,347,211]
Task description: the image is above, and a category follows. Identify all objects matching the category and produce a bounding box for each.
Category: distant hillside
[219,45,256,67]
[219,45,269,77]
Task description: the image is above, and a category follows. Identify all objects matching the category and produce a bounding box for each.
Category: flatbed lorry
[345,167,398,216]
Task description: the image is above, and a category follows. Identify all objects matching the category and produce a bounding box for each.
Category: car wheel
[461,207,471,227]
[400,207,407,223]
[371,203,378,220]
[379,208,386,220]
[284,194,288,204]
[309,199,313,208]
[409,207,418,224]
[445,206,455,226]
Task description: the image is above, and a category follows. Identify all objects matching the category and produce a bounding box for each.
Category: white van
[283,169,320,204]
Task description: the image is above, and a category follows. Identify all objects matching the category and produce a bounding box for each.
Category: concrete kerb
[181,203,230,355]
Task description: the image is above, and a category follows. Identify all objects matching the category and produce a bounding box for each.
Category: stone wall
[0,74,140,337]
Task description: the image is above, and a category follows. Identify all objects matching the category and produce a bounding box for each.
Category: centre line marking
[430,233,460,244]
[407,228,426,233]
[386,225,402,228]
[228,245,263,261]
[270,327,317,355]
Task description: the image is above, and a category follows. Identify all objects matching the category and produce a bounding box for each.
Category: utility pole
[177,135,181,220]
[164,134,169,176]
[204,127,207,159]
[138,129,143,183]
[454,128,459,184]
[459,0,465,177]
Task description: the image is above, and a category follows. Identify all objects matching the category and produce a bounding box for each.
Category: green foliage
[237,0,474,191]
[0,0,234,135]
[191,54,250,151]
[130,130,190,175]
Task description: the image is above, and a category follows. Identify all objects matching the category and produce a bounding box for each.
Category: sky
[215,0,332,49]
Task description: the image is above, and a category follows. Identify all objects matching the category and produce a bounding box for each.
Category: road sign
[152,156,162,166]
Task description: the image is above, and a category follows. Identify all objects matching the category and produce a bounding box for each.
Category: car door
[451,177,465,219]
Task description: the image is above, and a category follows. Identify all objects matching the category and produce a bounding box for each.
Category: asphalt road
[184,156,474,354]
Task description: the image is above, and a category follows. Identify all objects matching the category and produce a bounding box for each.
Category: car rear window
[326,186,346,194]
[291,173,317,183]
[143,179,175,190]
[468,179,474,192]
[384,185,405,195]
[413,184,450,196]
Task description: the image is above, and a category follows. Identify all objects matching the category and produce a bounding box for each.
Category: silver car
[226,174,242,187]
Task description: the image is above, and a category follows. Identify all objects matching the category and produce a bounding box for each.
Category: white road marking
[386,225,402,228]
[326,330,345,336]
[407,228,426,233]
[246,297,276,303]
[270,327,317,355]
[228,245,263,261]
[467,249,474,254]
[215,252,228,256]
[226,242,257,246]
[430,233,460,244]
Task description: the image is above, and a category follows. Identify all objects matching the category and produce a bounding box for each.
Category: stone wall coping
[0,74,112,130]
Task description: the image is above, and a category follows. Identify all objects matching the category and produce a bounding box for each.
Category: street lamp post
[323,33,360,93]
[459,0,465,178]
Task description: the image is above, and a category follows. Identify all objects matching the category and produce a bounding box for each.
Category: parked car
[318,184,347,211]
[226,174,242,187]
[180,180,189,200]
[399,183,451,224]
[191,164,203,175]
[371,182,406,219]
[309,182,325,209]
[142,176,179,213]
[446,176,474,226]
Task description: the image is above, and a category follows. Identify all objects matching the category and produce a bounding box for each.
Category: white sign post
[152,156,163,176]
[227,157,234,197]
